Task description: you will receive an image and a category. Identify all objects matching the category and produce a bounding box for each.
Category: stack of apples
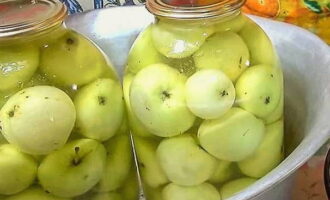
[124,13,285,200]
[0,31,135,200]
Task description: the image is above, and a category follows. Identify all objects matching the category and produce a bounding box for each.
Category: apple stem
[72,147,81,166]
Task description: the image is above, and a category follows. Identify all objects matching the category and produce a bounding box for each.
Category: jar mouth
[146,0,246,19]
[0,0,67,40]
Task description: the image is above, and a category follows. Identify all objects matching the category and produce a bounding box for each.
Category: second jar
[124,0,285,199]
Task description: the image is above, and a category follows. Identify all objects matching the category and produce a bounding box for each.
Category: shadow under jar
[124,0,285,199]
[0,0,137,200]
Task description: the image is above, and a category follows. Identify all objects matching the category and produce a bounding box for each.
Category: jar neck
[146,0,245,20]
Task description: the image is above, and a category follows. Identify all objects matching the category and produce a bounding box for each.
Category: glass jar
[0,0,137,199]
[124,0,285,199]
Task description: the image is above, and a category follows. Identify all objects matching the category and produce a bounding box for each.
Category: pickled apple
[235,65,282,118]
[156,135,217,186]
[40,31,105,86]
[238,120,284,178]
[123,73,155,138]
[239,20,276,66]
[152,20,214,59]
[0,45,39,92]
[215,13,247,33]
[74,79,124,141]
[134,137,169,188]
[198,107,265,161]
[129,64,195,137]
[193,32,250,82]
[127,26,164,74]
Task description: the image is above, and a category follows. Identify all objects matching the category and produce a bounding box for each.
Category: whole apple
[193,31,250,82]
[127,26,164,74]
[0,45,39,92]
[198,107,265,161]
[40,31,105,86]
[95,133,132,192]
[134,137,169,188]
[157,135,217,186]
[38,139,106,198]
[74,78,124,141]
[185,69,235,119]
[235,65,282,118]
[123,73,155,138]
[238,120,284,178]
[0,86,76,155]
[239,19,276,66]
[151,19,214,59]
[130,64,195,137]
[0,144,37,195]
[215,13,247,33]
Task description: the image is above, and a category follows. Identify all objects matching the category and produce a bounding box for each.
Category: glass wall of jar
[124,0,285,199]
[0,0,137,199]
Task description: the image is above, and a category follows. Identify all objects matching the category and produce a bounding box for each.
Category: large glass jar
[0,1,137,200]
[124,0,285,199]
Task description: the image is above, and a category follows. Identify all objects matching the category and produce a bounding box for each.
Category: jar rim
[0,0,67,39]
[146,0,246,20]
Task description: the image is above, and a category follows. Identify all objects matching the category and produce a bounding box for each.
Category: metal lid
[0,0,67,38]
[146,0,245,19]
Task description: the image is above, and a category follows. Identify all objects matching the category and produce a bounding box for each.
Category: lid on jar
[0,0,67,39]
[146,0,245,19]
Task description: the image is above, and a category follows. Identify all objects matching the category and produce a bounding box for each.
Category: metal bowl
[66,6,330,200]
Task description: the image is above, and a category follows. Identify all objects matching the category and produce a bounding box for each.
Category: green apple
[123,73,155,138]
[215,13,247,33]
[0,45,39,92]
[38,139,107,198]
[238,120,284,178]
[130,64,195,137]
[163,57,196,77]
[185,69,235,119]
[193,31,250,82]
[209,160,238,183]
[156,135,217,186]
[90,192,122,200]
[0,86,76,155]
[95,133,132,192]
[127,26,164,74]
[219,178,257,199]
[40,31,105,86]
[74,78,124,141]
[134,137,169,188]
[162,183,220,200]
[264,92,284,124]
[151,19,214,58]
[235,65,282,118]
[4,187,71,200]
[0,144,37,195]
[119,172,139,200]
[198,107,265,161]
[239,19,276,66]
